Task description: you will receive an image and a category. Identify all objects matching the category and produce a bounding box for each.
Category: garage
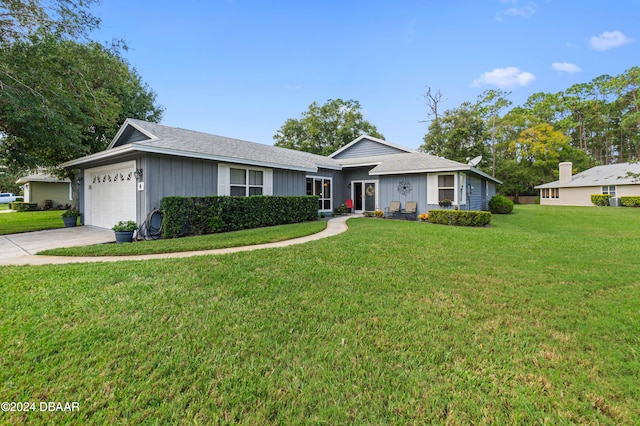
[84,161,137,229]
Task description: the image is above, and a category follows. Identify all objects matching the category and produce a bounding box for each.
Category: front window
[306,177,332,210]
[541,188,559,199]
[602,186,616,197]
[231,168,263,196]
[438,175,455,203]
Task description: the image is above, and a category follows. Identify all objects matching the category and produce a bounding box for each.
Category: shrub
[591,194,611,206]
[489,195,513,214]
[428,210,491,227]
[363,211,376,217]
[333,203,347,215]
[620,196,640,207]
[9,202,38,212]
[61,209,80,217]
[161,195,318,238]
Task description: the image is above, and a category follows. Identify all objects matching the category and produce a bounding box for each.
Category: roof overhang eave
[61,144,319,173]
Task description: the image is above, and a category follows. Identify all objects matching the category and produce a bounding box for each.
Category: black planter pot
[62,216,78,227]
[114,230,134,243]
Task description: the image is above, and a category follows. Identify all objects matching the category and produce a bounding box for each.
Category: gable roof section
[329,135,415,160]
[63,119,341,172]
[535,162,640,189]
[336,151,502,183]
[16,173,71,184]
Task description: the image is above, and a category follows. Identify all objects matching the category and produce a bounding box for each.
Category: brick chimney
[559,162,572,184]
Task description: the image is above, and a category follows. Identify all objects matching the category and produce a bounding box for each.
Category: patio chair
[385,201,401,218]
[401,201,417,220]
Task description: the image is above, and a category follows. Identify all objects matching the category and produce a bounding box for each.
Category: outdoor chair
[385,201,401,218]
[401,201,417,220]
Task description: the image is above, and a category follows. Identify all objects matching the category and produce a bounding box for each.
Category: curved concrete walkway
[0,215,356,266]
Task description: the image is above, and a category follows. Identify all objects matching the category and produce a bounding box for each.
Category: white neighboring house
[535,162,640,206]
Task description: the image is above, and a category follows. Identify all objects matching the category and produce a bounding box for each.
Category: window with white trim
[438,175,455,202]
[541,188,559,199]
[306,177,332,211]
[230,168,263,196]
[602,185,616,197]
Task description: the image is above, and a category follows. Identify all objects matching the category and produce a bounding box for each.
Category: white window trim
[437,173,456,204]
[218,163,273,196]
[306,176,333,212]
[602,185,616,197]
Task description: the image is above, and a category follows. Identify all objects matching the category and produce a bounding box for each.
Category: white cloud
[472,66,535,88]
[589,30,633,51]
[505,4,536,17]
[496,0,536,22]
[552,62,582,73]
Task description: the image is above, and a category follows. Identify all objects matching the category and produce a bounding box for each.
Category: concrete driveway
[0,226,115,264]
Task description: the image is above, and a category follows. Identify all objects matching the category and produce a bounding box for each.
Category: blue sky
[93,0,639,150]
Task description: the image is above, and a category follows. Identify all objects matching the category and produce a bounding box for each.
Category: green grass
[39,221,328,256]
[0,203,9,211]
[1,205,639,424]
[0,210,67,235]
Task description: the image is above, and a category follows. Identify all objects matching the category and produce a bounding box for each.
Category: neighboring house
[15,173,72,209]
[61,119,501,229]
[535,162,640,206]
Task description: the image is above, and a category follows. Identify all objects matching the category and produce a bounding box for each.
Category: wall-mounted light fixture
[134,168,143,180]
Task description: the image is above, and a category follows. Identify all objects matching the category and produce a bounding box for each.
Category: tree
[476,89,512,176]
[0,0,99,47]
[420,101,488,165]
[496,123,590,200]
[273,99,384,156]
[0,36,163,210]
[0,36,163,170]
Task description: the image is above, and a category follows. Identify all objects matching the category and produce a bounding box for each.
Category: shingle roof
[336,152,502,183]
[16,173,70,184]
[336,152,468,174]
[126,119,340,172]
[535,162,640,188]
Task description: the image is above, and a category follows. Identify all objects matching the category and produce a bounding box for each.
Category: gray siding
[113,127,150,147]
[333,139,407,159]
[467,175,483,211]
[142,154,218,221]
[273,169,306,196]
[379,175,428,215]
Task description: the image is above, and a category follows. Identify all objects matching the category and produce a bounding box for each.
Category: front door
[352,181,377,212]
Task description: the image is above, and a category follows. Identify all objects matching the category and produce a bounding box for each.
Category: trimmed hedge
[428,210,492,227]
[591,194,611,206]
[489,195,514,214]
[8,202,38,211]
[161,195,318,238]
[620,196,640,207]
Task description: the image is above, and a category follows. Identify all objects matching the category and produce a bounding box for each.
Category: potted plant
[112,220,138,243]
[61,209,80,227]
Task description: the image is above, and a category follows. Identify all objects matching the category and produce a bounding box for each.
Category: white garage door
[85,161,137,229]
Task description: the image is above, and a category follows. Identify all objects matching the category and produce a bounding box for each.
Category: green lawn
[1,205,639,424]
[0,210,67,235]
[40,221,328,256]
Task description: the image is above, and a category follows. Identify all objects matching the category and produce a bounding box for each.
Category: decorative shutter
[427,174,438,205]
[218,164,230,195]
[263,169,273,195]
